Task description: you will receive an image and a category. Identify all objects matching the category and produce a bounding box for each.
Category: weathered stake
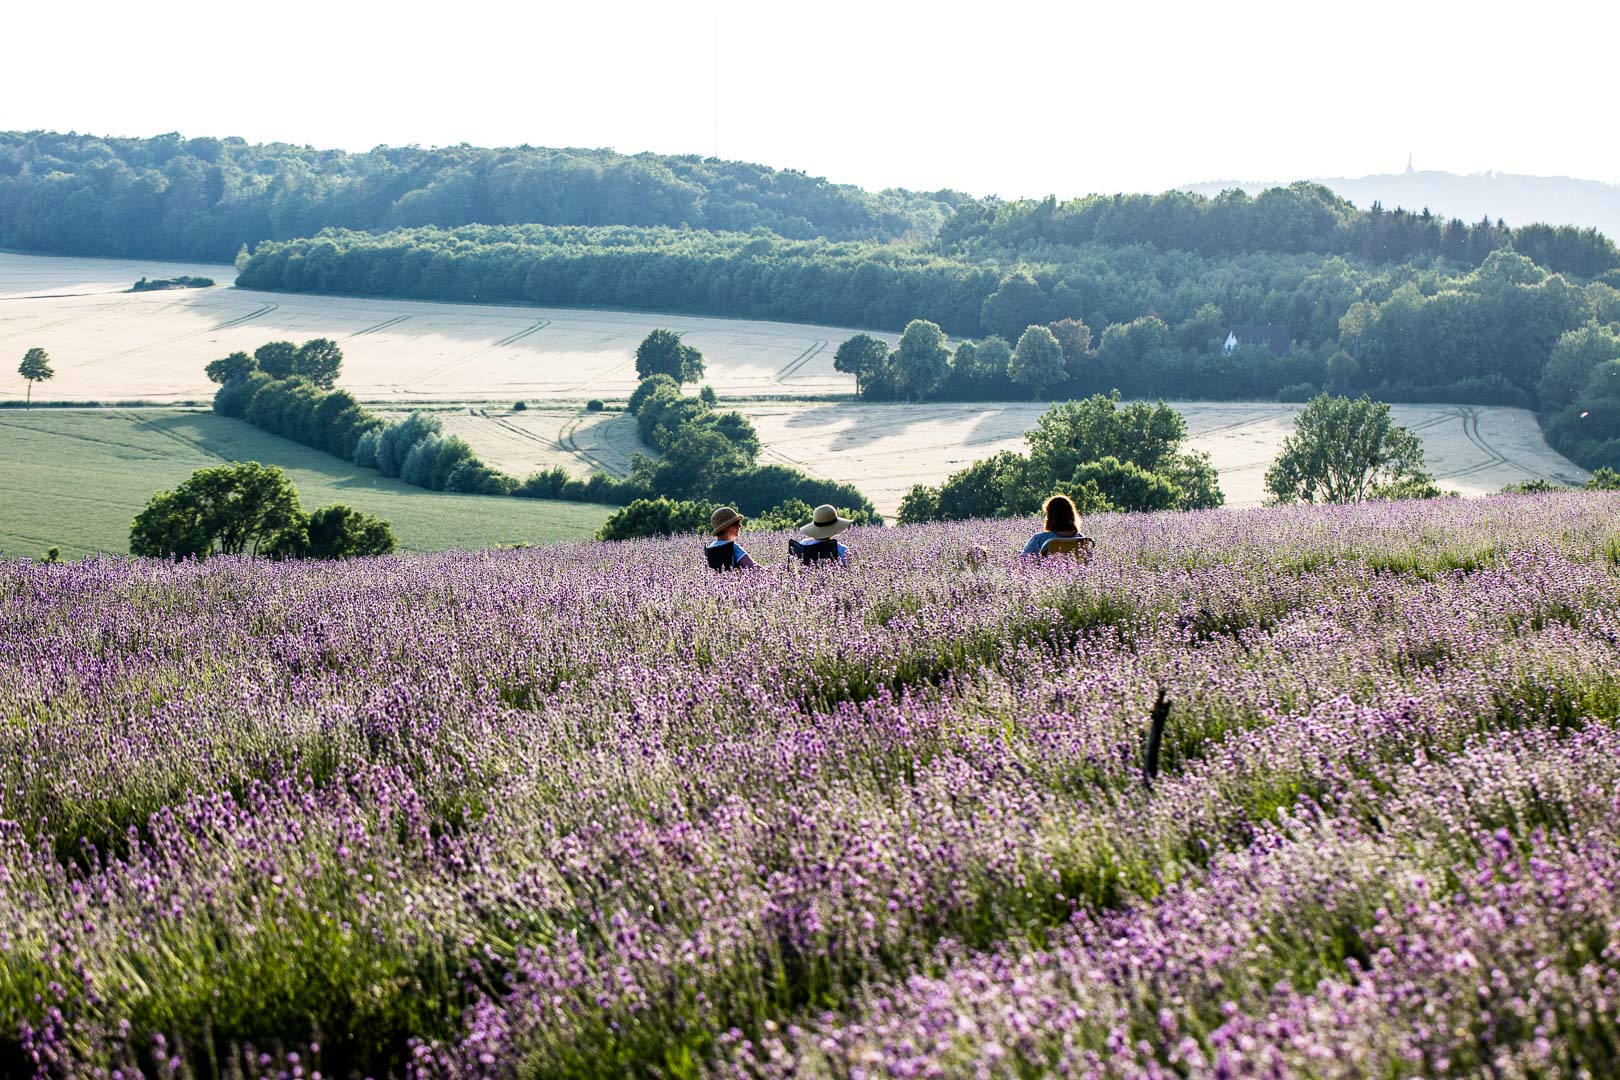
[1143,688,1170,788]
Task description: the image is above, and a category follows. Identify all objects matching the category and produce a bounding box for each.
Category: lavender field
[4,495,1620,1078]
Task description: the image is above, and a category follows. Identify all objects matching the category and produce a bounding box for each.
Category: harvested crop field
[429,400,1590,516]
[5,494,1620,1075]
[739,400,1591,513]
[0,252,884,404]
[379,404,650,480]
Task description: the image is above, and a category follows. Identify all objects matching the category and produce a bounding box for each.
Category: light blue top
[1022,530,1080,555]
[707,539,751,566]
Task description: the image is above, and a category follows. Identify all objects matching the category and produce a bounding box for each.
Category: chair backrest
[789,538,841,564]
[705,541,736,571]
[1039,535,1094,561]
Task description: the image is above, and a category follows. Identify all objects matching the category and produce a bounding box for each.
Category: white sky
[5,0,1618,197]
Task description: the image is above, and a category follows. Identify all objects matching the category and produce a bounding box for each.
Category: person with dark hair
[1021,494,1094,559]
[705,506,757,570]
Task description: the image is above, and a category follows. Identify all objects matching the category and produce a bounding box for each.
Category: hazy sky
[6,0,1618,197]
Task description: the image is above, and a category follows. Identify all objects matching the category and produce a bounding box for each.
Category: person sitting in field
[1022,494,1095,559]
[790,504,853,564]
[705,506,757,570]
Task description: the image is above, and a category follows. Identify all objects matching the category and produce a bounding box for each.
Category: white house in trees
[1222,326,1292,357]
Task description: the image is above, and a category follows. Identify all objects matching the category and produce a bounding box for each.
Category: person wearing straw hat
[790,504,853,564]
[705,506,757,570]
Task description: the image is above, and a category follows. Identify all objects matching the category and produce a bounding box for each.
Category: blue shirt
[1022,530,1081,555]
[707,539,753,567]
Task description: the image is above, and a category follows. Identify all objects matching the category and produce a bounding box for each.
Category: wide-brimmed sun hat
[709,506,744,536]
[800,504,852,540]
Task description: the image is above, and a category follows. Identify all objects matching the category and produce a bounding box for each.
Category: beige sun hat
[800,504,852,540]
[709,506,744,536]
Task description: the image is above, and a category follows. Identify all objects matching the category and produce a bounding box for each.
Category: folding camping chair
[1039,535,1095,562]
[789,538,842,565]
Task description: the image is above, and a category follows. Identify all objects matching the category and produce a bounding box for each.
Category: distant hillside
[1182,170,1620,242]
[0,131,970,261]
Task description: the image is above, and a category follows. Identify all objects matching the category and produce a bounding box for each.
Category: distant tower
[1405,153,1415,175]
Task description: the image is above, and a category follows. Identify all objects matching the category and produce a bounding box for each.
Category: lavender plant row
[2,494,1618,1078]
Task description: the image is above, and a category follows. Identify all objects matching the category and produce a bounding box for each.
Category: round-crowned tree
[130,462,306,559]
[635,329,705,385]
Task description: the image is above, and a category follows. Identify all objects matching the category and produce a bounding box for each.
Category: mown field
[0,252,880,405]
[4,494,1620,1076]
[0,409,611,557]
[421,399,1591,515]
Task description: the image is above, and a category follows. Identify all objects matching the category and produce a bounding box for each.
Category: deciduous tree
[1010,325,1067,399]
[833,333,891,397]
[205,351,257,385]
[130,462,306,558]
[254,341,299,380]
[18,347,53,408]
[893,319,950,400]
[298,505,396,559]
[635,329,705,385]
[1264,394,1432,504]
[294,338,344,389]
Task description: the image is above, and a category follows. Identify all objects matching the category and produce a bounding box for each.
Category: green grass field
[0,408,613,558]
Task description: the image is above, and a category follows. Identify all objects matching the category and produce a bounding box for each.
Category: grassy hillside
[0,408,611,557]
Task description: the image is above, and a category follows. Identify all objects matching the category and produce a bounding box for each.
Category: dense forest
[8,131,1620,472]
[0,131,965,260]
[1183,169,1620,250]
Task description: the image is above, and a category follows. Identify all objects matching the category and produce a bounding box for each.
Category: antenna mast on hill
[1406,153,1414,175]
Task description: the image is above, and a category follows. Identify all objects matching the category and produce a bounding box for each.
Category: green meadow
[0,408,612,558]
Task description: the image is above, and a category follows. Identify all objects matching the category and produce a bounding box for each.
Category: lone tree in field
[18,347,53,408]
[1264,393,1433,504]
[833,333,891,397]
[1010,325,1067,399]
[635,330,705,385]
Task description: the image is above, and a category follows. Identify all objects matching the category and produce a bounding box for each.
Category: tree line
[236,227,1620,472]
[938,185,1620,280]
[207,331,876,525]
[0,131,964,261]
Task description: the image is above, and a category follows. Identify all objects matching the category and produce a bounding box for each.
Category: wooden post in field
[1144,688,1170,788]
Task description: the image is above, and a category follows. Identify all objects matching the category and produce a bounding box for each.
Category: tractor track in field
[347,314,414,340]
[566,347,641,395]
[1183,409,1293,439]
[119,411,231,464]
[773,339,827,384]
[556,411,632,478]
[0,296,142,341]
[0,414,171,456]
[77,301,279,369]
[1447,406,1564,485]
[400,319,549,394]
[473,409,625,479]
